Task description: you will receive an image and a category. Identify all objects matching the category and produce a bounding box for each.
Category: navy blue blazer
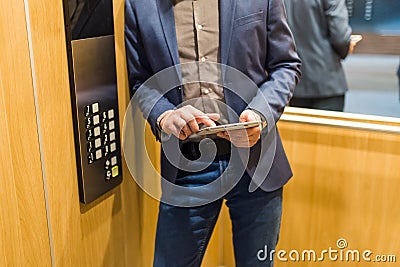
[125,0,301,191]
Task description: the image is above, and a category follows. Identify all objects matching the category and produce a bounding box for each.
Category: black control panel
[63,0,123,203]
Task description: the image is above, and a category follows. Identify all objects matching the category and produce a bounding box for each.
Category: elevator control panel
[63,0,122,203]
[85,103,120,180]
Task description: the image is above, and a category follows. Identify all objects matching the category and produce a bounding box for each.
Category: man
[125,0,301,266]
[284,0,354,111]
[397,60,400,101]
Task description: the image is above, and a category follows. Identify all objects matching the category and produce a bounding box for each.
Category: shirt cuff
[156,110,174,132]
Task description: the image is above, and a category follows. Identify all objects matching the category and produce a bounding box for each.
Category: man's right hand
[159,105,220,140]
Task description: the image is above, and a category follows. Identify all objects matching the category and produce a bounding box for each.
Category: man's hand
[349,34,362,54]
[217,110,262,148]
[160,105,220,140]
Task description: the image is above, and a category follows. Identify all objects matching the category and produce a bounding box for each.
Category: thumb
[195,113,219,127]
[239,110,257,122]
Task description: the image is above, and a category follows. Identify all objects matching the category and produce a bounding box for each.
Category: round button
[203,88,210,94]
[197,24,203,30]
[200,57,206,62]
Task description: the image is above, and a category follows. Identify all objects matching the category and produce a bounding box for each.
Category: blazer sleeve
[323,0,352,59]
[247,0,301,132]
[125,0,176,140]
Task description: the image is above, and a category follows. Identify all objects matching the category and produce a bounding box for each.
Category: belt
[181,138,231,160]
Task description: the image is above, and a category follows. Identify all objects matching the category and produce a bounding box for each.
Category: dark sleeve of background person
[397,59,400,100]
[398,60,400,85]
[323,0,352,59]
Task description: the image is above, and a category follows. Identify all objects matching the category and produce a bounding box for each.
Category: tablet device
[196,121,261,136]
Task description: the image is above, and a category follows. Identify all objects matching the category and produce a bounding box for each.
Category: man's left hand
[216,110,262,148]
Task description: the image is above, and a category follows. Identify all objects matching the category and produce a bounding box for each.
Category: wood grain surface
[0,0,52,265]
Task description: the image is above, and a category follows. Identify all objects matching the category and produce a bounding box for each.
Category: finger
[185,114,218,132]
[186,119,200,132]
[245,126,261,136]
[167,117,188,137]
[178,131,188,140]
[179,111,198,130]
[181,107,219,129]
[196,116,217,127]
[179,124,193,138]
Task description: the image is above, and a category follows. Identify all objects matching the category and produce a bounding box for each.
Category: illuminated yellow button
[111,166,119,178]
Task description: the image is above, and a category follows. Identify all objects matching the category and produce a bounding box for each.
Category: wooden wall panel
[0,0,52,265]
[24,0,142,265]
[275,122,400,267]
[221,121,400,266]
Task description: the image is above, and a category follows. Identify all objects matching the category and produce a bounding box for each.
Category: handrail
[281,114,400,134]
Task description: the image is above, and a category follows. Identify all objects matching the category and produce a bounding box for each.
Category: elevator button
[108,109,115,119]
[109,131,116,142]
[94,138,101,148]
[110,142,117,152]
[92,102,99,113]
[109,120,115,131]
[95,149,102,160]
[111,156,117,166]
[93,114,100,125]
[112,166,119,178]
[94,126,101,137]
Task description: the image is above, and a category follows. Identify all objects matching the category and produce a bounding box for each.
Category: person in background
[284,0,358,111]
[397,60,400,101]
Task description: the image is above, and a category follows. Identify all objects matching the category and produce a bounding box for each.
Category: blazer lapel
[220,0,236,65]
[156,0,180,66]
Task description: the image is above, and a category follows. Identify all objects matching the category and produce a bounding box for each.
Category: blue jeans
[154,156,283,267]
